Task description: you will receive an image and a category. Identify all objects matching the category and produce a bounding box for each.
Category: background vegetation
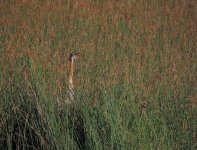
[0,0,196,149]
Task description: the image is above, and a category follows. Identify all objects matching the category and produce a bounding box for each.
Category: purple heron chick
[66,52,80,104]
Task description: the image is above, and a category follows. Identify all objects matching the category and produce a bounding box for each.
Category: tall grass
[0,0,196,149]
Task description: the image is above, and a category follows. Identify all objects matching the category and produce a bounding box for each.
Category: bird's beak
[75,52,81,57]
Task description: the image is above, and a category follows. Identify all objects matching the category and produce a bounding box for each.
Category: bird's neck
[69,61,74,87]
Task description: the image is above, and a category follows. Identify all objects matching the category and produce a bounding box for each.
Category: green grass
[0,0,196,149]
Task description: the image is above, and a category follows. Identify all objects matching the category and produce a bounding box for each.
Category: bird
[66,52,80,105]
[65,52,86,149]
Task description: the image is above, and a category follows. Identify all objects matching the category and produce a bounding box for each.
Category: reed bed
[0,0,196,149]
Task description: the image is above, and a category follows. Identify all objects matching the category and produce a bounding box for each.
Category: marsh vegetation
[0,0,196,149]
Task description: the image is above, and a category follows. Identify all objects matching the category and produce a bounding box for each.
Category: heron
[65,52,86,149]
[66,52,80,104]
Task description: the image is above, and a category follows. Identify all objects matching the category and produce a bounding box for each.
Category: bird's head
[69,52,80,62]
